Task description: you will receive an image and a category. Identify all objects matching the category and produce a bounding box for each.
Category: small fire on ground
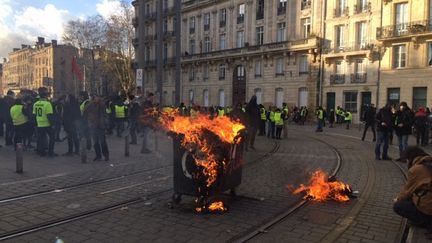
[291,170,352,202]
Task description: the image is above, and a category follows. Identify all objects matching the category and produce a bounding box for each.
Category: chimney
[37,37,45,45]
[51,40,57,46]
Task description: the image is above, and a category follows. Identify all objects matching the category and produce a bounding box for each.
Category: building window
[203,89,210,107]
[163,43,168,60]
[356,22,367,49]
[299,55,309,74]
[395,3,408,35]
[356,0,369,13]
[352,59,367,83]
[219,34,226,50]
[428,42,432,66]
[189,17,196,34]
[237,4,245,24]
[256,0,264,20]
[189,90,194,105]
[256,26,264,45]
[189,39,196,55]
[219,64,226,80]
[255,88,263,104]
[204,13,210,31]
[387,88,400,106]
[393,44,406,68]
[277,22,286,42]
[278,0,287,15]
[203,65,209,80]
[335,25,345,50]
[220,8,226,27]
[255,60,262,77]
[335,0,348,17]
[237,31,245,48]
[344,91,358,112]
[301,17,311,39]
[204,36,210,53]
[413,87,427,110]
[276,57,284,76]
[276,88,284,108]
[189,67,195,81]
[219,89,225,107]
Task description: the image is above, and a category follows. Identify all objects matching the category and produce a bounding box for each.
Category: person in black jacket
[375,104,394,160]
[361,104,377,142]
[414,107,428,146]
[395,102,414,161]
[245,95,260,151]
[4,90,15,146]
[62,94,81,156]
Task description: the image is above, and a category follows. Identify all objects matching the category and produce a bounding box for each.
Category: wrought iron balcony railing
[277,6,286,15]
[350,73,367,83]
[353,2,371,14]
[219,20,226,28]
[377,20,432,39]
[301,0,311,10]
[330,74,345,84]
[237,15,244,24]
[333,7,349,18]
[324,42,373,54]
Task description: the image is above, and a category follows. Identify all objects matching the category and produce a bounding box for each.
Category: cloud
[96,0,122,19]
[0,3,72,61]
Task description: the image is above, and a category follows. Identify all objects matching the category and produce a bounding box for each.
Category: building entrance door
[326,92,335,112]
[233,65,246,106]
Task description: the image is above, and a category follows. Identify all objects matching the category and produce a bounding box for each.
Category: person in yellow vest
[33,87,56,157]
[217,106,225,117]
[336,106,342,124]
[190,105,200,118]
[274,108,284,139]
[345,110,353,130]
[10,95,29,149]
[258,104,266,136]
[114,97,127,137]
[282,103,289,139]
[79,91,92,150]
[267,106,276,139]
[315,106,324,132]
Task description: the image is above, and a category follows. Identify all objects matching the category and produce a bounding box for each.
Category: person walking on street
[414,107,428,146]
[395,102,414,161]
[33,87,56,157]
[315,106,324,132]
[84,95,109,161]
[10,95,29,149]
[245,95,260,150]
[361,104,377,141]
[300,106,308,125]
[258,104,266,136]
[345,110,353,129]
[282,103,289,138]
[328,109,335,128]
[267,106,276,139]
[62,94,81,156]
[141,92,154,154]
[375,104,394,160]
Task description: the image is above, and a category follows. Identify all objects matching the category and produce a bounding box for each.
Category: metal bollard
[80,141,87,163]
[16,143,23,174]
[125,135,130,157]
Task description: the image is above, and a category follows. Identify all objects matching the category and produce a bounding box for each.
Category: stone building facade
[322,0,382,121]
[377,0,432,110]
[134,0,323,109]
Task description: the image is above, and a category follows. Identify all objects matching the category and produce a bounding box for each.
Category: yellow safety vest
[80,100,89,115]
[260,108,266,120]
[274,112,283,126]
[345,112,352,121]
[33,100,53,127]
[316,109,324,120]
[115,105,126,118]
[218,109,225,117]
[10,104,28,126]
[270,111,275,122]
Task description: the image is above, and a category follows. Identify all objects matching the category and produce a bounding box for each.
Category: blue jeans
[375,131,389,159]
[316,119,323,130]
[398,134,409,154]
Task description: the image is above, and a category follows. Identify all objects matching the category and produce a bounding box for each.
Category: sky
[0,0,132,62]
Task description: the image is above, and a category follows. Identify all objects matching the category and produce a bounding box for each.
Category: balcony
[330,74,345,84]
[189,28,195,34]
[350,73,367,83]
[324,42,373,54]
[301,0,311,10]
[333,7,349,18]
[353,2,370,14]
[277,6,286,15]
[204,24,210,31]
[219,20,226,28]
[237,15,244,24]
[377,20,432,40]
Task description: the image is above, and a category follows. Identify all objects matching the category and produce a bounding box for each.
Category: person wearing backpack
[394,146,432,236]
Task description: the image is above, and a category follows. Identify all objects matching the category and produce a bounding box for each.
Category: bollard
[125,135,130,157]
[16,143,23,174]
[80,141,87,163]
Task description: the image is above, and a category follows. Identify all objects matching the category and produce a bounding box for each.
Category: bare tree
[63,15,107,49]
[102,1,136,95]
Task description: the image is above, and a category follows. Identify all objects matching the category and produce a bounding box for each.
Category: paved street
[0,124,423,242]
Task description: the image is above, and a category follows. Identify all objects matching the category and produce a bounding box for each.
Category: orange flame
[292,170,352,202]
[195,201,227,213]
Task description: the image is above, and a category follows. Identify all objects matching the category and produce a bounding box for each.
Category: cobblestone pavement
[0,125,411,243]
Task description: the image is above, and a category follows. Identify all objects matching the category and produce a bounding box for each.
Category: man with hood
[395,102,414,161]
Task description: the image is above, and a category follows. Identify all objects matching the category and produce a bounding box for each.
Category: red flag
[71,56,84,81]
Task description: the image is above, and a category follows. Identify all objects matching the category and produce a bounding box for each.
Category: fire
[292,170,352,202]
[145,109,245,212]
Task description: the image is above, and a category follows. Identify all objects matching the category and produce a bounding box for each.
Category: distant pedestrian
[414,107,428,146]
[274,108,283,139]
[245,95,260,149]
[258,104,266,136]
[62,94,81,156]
[344,110,352,130]
[361,104,377,141]
[328,109,335,128]
[267,106,275,139]
[375,104,393,160]
[282,103,289,138]
[128,94,141,145]
[4,90,15,146]
[33,87,56,157]
[315,106,324,132]
[394,102,414,161]
[84,95,109,161]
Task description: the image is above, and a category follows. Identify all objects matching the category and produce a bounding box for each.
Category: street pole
[156,0,163,105]
[175,0,182,106]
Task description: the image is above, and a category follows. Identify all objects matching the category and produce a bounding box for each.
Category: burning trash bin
[151,109,246,212]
